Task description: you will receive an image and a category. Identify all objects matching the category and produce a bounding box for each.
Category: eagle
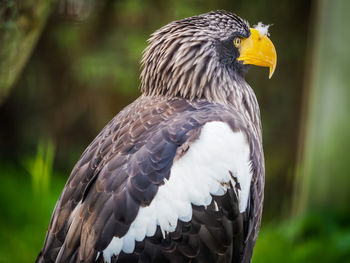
[36,11,277,263]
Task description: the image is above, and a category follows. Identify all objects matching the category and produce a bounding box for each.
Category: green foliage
[0,162,65,262]
[253,213,350,263]
[23,139,55,196]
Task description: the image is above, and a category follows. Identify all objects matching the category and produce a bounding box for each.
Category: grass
[0,162,65,263]
[23,139,55,196]
[253,213,350,263]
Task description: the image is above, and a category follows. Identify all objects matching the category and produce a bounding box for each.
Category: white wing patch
[103,121,252,262]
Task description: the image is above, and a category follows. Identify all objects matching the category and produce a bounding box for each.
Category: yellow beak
[237,28,277,79]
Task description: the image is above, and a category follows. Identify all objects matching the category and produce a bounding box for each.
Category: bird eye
[233,37,241,48]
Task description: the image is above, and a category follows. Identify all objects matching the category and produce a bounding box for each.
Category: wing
[36,96,264,263]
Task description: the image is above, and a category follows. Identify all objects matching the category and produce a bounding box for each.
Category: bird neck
[226,75,263,142]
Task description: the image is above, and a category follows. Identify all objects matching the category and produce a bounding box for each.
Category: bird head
[141,11,277,102]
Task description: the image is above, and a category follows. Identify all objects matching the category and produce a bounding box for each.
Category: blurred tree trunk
[294,0,350,215]
[0,0,56,104]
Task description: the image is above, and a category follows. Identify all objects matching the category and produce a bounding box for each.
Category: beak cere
[237,28,277,79]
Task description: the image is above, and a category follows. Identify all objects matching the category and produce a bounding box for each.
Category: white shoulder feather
[103,121,252,261]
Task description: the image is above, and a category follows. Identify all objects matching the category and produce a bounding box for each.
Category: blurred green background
[1,0,350,262]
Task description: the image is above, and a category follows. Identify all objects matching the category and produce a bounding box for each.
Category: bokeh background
[0,0,349,262]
